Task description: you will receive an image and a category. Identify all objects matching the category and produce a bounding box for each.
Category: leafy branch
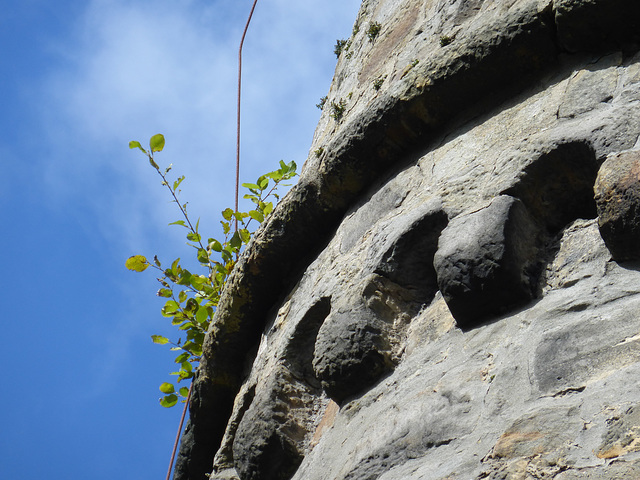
[126,134,297,407]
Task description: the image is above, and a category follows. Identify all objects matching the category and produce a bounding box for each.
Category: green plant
[439,35,453,47]
[334,39,348,58]
[126,134,297,407]
[316,96,328,110]
[314,147,324,157]
[373,75,386,91]
[330,99,347,121]
[367,21,382,42]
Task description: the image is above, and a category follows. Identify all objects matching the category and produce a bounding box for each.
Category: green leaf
[239,229,251,244]
[157,288,172,298]
[208,240,222,252]
[187,232,201,242]
[129,140,146,153]
[125,255,149,272]
[221,249,233,264]
[169,220,187,228]
[185,298,198,314]
[160,394,178,408]
[241,182,260,190]
[161,300,180,317]
[188,341,203,356]
[151,335,170,345]
[159,382,175,394]
[177,270,192,286]
[190,275,206,290]
[173,175,185,191]
[181,361,193,373]
[178,290,188,303]
[258,176,269,190]
[222,208,234,221]
[229,231,242,249]
[170,258,181,275]
[267,169,283,181]
[179,387,190,397]
[174,352,190,364]
[197,248,209,265]
[249,210,264,223]
[150,133,165,153]
[196,305,209,325]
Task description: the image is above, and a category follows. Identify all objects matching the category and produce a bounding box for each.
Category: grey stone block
[434,195,540,328]
[594,149,640,260]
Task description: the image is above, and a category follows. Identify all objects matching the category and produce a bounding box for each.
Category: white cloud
[24,0,362,414]
[37,0,360,254]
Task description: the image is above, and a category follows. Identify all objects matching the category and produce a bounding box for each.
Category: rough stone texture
[594,150,640,260]
[433,195,541,329]
[174,1,640,479]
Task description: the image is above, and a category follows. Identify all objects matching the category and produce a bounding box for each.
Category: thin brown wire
[236,0,260,232]
[165,383,193,480]
[165,3,260,479]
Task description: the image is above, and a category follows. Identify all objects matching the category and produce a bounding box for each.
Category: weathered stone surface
[173,1,640,479]
[312,299,393,404]
[289,220,640,480]
[232,369,308,480]
[596,405,640,460]
[434,195,541,328]
[313,201,447,403]
[594,149,640,260]
[373,203,448,302]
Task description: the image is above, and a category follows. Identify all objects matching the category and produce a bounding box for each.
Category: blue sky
[1,1,360,478]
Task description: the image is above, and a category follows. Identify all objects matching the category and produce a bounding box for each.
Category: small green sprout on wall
[373,75,386,91]
[439,35,453,47]
[126,134,297,407]
[334,39,348,58]
[367,21,382,42]
[330,99,347,121]
[316,96,328,110]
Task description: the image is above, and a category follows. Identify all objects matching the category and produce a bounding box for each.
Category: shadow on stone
[502,141,599,233]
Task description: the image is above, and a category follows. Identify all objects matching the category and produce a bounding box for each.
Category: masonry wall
[174,1,640,479]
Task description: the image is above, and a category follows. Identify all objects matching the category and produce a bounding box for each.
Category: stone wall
[173,1,640,479]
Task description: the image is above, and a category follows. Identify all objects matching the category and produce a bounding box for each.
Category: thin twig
[236,0,260,232]
[166,383,193,480]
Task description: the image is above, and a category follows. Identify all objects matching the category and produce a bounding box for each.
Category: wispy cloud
[37,0,360,256]
[31,0,361,399]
